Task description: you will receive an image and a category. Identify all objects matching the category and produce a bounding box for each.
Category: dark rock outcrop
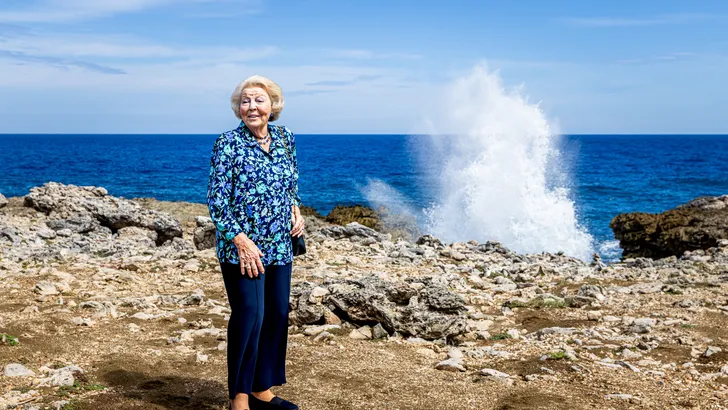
[325,205,380,229]
[610,195,728,259]
[324,204,420,241]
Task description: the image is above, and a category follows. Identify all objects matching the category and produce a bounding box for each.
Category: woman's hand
[291,205,305,237]
[232,233,265,278]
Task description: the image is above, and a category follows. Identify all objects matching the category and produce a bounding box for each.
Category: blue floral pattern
[207,121,301,265]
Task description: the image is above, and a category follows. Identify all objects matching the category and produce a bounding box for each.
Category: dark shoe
[249,395,299,410]
[269,396,298,410]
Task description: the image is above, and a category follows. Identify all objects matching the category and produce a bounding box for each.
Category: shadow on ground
[77,363,227,410]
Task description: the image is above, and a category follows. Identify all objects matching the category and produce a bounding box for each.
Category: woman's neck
[248,123,269,139]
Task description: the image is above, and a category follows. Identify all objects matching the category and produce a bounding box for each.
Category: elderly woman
[207,75,304,410]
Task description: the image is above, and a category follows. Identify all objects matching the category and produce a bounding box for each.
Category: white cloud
[0,0,245,23]
[327,49,423,60]
[562,13,723,27]
[617,52,697,64]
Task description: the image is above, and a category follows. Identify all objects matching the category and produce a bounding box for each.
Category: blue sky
[0,0,726,134]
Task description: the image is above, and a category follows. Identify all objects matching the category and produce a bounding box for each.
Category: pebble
[620,348,643,360]
[314,331,334,342]
[308,286,330,304]
[704,346,722,358]
[131,312,156,320]
[435,358,466,372]
[604,394,633,400]
[372,323,388,339]
[349,325,373,340]
[38,228,57,239]
[479,368,510,378]
[196,352,209,363]
[71,317,94,326]
[303,324,340,337]
[34,281,59,296]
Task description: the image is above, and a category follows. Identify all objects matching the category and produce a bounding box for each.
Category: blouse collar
[237,121,282,148]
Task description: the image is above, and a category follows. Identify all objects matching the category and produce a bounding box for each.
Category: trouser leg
[252,263,293,392]
[220,262,265,399]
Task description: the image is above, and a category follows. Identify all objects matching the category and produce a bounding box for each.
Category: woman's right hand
[232,234,265,278]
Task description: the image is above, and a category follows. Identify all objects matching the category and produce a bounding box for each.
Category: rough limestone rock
[4,364,35,377]
[289,275,467,340]
[24,182,182,245]
[193,216,216,250]
[319,222,388,243]
[0,193,7,209]
[610,195,728,259]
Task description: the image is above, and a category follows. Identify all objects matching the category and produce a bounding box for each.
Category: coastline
[1,183,728,408]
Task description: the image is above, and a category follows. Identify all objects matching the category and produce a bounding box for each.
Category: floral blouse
[207,121,301,266]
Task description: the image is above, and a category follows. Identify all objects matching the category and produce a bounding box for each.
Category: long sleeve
[284,127,302,207]
[207,135,244,241]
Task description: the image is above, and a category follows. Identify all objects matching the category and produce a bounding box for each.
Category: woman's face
[240,86,272,129]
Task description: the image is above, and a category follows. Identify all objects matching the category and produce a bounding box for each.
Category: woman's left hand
[291,205,305,237]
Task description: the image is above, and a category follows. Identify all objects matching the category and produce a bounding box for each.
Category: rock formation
[611,194,728,259]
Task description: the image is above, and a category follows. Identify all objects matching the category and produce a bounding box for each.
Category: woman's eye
[256,98,264,103]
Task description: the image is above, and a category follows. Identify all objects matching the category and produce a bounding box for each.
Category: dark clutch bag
[291,234,306,256]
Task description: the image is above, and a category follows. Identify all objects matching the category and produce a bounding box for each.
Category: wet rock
[325,205,380,229]
[611,195,728,259]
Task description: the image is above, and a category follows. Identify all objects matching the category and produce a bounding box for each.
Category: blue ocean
[2,133,727,261]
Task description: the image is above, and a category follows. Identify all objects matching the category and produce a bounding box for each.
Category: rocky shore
[1,183,728,409]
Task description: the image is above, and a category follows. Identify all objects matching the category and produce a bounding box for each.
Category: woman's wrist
[232,232,249,248]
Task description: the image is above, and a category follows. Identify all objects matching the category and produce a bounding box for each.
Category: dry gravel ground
[1,197,728,409]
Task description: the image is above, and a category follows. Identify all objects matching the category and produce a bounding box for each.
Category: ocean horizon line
[2,132,728,137]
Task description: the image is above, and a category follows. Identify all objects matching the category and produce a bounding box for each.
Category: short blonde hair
[230,75,284,121]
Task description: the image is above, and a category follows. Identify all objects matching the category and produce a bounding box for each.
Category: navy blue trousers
[220,262,292,399]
